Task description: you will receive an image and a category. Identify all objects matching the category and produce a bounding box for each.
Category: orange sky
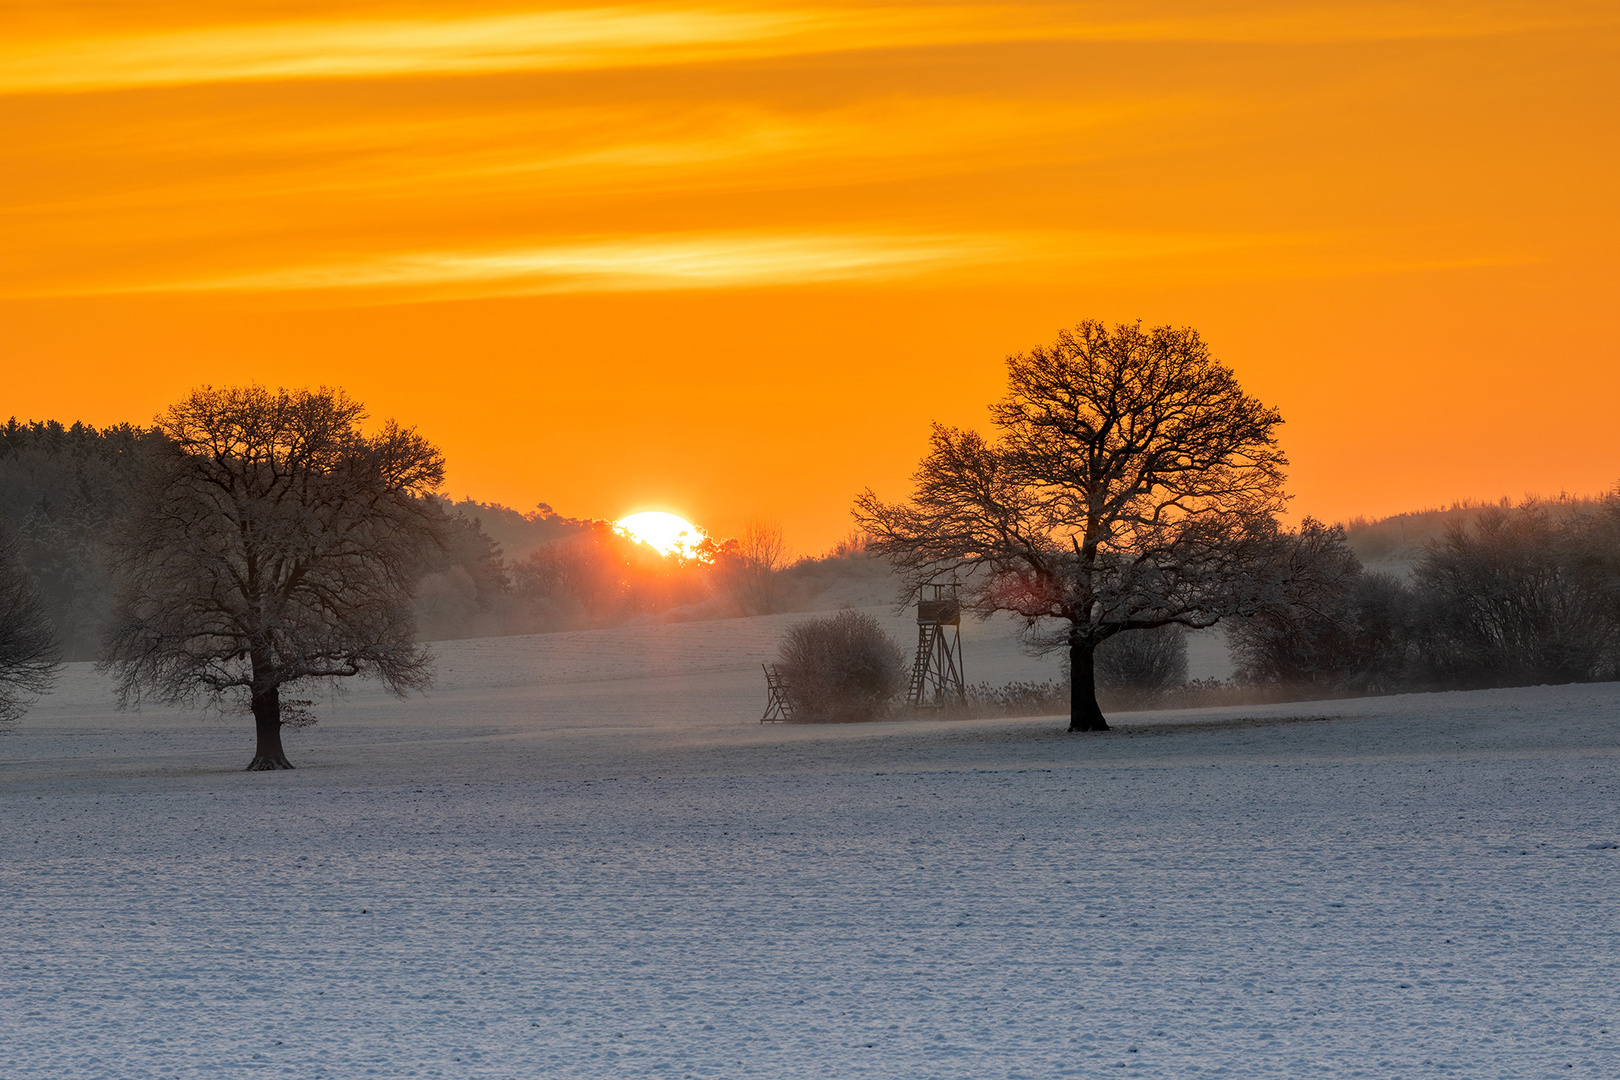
[3,1,1617,554]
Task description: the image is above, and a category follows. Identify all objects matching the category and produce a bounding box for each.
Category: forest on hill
[0,418,883,660]
[1341,494,1611,570]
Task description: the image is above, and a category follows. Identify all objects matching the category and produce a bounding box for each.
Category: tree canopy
[856,320,1288,730]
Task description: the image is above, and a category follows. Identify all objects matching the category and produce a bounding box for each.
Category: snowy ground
[3,609,1619,1077]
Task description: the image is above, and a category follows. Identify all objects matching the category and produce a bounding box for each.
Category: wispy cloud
[0,8,812,94]
[35,228,1338,300]
[2,2,1608,94]
[106,232,1017,295]
[1,95,1183,228]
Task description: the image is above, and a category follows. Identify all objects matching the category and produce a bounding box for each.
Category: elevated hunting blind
[908,584,966,708]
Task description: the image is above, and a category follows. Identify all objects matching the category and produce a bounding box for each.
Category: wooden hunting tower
[907,584,966,708]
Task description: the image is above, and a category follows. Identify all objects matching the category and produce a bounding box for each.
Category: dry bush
[955,679,1068,718]
[776,609,906,722]
[1094,625,1189,703]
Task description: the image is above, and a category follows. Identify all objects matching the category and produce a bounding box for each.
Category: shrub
[776,609,906,721]
[1094,625,1188,702]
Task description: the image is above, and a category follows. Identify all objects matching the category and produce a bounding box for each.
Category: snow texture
[3,608,1618,1077]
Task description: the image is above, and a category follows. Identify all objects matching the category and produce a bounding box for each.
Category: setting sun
[615,510,705,557]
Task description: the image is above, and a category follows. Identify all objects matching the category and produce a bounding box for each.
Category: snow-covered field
[4,608,1619,1077]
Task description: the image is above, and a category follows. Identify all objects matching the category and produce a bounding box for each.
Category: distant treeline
[6,417,1618,697]
[1232,501,1620,695]
[1340,492,1613,569]
[416,507,882,640]
[0,418,876,657]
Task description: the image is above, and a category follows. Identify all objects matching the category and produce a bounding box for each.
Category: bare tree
[856,321,1287,731]
[102,387,447,770]
[1228,518,1418,695]
[718,518,788,615]
[0,529,60,727]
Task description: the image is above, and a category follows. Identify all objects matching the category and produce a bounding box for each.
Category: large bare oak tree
[855,321,1288,731]
[102,386,446,769]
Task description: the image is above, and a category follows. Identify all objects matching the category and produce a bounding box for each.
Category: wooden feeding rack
[760,663,794,722]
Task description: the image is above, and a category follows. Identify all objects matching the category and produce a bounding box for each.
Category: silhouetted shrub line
[919,495,1620,720]
[920,676,1270,721]
[1230,501,1620,698]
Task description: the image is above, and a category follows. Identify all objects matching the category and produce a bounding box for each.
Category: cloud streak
[1,94,1182,231]
[107,233,1016,295]
[2,2,1609,94]
[32,229,1382,300]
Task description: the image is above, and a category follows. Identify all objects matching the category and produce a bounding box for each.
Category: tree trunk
[246,685,294,770]
[1069,635,1110,732]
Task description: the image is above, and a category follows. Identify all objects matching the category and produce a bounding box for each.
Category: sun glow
[615,511,705,557]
